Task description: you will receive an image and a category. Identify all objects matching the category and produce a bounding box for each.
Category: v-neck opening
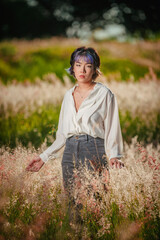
[71,82,98,114]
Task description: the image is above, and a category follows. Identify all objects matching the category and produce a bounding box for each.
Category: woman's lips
[79,75,85,78]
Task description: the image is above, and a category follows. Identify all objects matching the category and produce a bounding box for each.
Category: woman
[26,46,124,191]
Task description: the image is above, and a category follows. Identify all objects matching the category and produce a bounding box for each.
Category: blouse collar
[71,81,99,95]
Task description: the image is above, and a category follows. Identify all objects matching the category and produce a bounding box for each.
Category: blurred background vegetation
[0,41,160,85]
[0,0,160,40]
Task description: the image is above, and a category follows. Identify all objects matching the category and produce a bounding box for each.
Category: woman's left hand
[109,158,124,169]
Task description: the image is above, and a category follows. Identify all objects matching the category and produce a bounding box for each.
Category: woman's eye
[76,64,80,67]
[87,65,92,68]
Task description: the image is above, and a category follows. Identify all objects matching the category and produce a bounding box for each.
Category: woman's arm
[104,93,124,168]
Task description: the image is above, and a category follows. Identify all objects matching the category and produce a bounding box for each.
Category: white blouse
[39,82,123,163]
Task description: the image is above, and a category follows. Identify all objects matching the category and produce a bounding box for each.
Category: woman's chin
[77,78,92,84]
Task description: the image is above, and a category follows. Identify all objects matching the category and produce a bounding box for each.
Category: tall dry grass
[0,137,159,239]
[1,71,160,119]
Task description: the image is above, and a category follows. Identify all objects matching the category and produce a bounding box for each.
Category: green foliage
[85,211,100,238]
[39,213,72,240]
[0,43,17,81]
[0,106,159,149]
[16,48,71,82]
[38,189,73,240]
[120,112,160,146]
[0,45,75,84]
[38,216,58,240]
[81,202,123,240]
[110,202,122,227]
[5,193,22,224]
[140,215,160,240]
[0,59,17,80]
[0,41,157,84]
[101,58,148,81]
[0,184,160,239]
[0,105,60,149]
[0,43,16,58]
[4,192,36,225]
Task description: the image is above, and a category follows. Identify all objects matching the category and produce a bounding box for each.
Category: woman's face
[73,57,95,83]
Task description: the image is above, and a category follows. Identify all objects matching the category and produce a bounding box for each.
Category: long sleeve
[39,99,66,163]
[104,94,123,160]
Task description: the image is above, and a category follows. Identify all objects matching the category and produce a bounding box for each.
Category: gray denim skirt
[62,134,108,190]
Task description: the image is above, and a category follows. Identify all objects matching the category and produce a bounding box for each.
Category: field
[0,38,160,240]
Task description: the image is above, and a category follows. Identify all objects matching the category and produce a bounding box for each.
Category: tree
[0,0,160,39]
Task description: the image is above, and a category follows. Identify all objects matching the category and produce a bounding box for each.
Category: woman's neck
[77,81,95,91]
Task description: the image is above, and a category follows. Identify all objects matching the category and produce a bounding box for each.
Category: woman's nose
[81,66,86,73]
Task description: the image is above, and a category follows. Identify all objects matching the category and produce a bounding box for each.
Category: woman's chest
[72,91,90,113]
[66,91,106,123]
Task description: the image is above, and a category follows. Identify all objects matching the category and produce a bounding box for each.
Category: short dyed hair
[67,46,101,80]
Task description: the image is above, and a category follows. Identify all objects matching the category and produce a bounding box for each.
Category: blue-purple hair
[66,46,101,80]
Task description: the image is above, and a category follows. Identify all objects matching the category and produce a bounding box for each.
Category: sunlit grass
[0,104,60,149]
[120,111,160,146]
[0,46,72,84]
[0,138,159,239]
[0,104,159,150]
[101,58,148,81]
[0,39,160,84]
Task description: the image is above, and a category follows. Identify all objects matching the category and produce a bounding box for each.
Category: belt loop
[87,134,89,141]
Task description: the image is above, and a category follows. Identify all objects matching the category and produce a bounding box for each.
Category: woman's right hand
[26,156,44,172]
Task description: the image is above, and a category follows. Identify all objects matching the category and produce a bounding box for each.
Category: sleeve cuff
[39,153,49,163]
[109,154,123,161]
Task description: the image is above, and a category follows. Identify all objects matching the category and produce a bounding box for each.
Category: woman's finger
[117,161,121,168]
[28,159,37,167]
